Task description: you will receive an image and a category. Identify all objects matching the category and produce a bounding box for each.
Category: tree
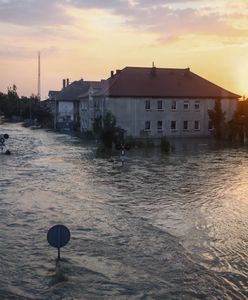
[92,116,102,138]
[0,85,20,117]
[93,112,123,148]
[0,85,53,126]
[227,99,248,143]
[208,99,226,139]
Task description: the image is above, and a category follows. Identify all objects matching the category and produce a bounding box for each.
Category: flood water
[0,123,247,299]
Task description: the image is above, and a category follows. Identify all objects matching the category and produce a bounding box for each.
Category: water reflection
[0,123,247,299]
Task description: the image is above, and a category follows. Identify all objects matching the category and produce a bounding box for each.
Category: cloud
[0,0,72,25]
[65,0,248,42]
[0,0,247,44]
[0,45,59,59]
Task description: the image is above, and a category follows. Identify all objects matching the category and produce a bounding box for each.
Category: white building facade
[79,67,240,139]
[104,97,237,138]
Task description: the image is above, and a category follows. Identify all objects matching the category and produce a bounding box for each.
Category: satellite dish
[47,225,70,260]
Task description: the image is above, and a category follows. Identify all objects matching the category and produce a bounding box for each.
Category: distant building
[80,66,240,138]
[79,80,106,132]
[48,90,60,101]
[53,79,99,131]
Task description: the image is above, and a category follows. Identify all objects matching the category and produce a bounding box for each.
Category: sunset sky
[0,0,247,99]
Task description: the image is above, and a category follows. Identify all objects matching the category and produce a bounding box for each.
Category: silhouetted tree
[0,85,53,126]
[93,116,102,138]
[208,99,226,139]
[227,99,248,143]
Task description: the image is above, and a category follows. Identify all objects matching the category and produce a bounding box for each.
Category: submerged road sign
[47,225,70,260]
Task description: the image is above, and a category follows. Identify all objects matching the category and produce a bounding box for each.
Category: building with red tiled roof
[102,67,239,99]
[80,66,240,138]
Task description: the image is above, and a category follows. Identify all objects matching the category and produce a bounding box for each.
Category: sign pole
[47,225,70,261]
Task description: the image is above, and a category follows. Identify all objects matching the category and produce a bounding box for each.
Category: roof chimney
[116,69,121,75]
[110,70,114,77]
[66,78,69,86]
[184,67,190,77]
[63,79,66,89]
[150,62,156,77]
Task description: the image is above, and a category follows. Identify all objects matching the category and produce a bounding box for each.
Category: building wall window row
[142,99,203,112]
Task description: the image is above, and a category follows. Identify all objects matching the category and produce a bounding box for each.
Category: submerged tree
[93,112,123,149]
[208,99,226,139]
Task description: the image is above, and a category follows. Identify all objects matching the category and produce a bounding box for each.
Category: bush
[160,136,170,153]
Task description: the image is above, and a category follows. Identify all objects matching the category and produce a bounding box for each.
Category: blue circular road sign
[47,225,70,248]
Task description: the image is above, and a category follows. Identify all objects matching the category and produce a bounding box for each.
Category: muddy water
[0,123,247,299]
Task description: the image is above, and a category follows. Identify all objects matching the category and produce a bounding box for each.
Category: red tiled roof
[99,67,240,99]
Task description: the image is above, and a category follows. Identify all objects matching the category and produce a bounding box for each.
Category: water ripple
[0,123,247,299]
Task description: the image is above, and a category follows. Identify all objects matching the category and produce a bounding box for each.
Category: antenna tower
[37,51,41,100]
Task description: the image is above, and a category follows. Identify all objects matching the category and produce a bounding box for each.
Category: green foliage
[227,99,248,143]
[0,85,53,126]
[208,99,226,139]
[93,112,123,149]
[0,85,19,117]
[160,136,170,153]
[92,116,102,137]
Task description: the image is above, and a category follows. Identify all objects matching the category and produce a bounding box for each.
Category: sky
[0,0,247,99]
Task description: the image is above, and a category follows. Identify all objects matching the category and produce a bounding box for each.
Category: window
[171,120,177,131]
[183,120,189,131]
[195,101,200,110]
[82,119,88,129]
[63,115,72,122]
[171,100,177,110]
[183,101,189,110]
[145,121,151,130]
[157,121,163,131]
[157,100,163,110]
[81,102,87,111]
[94,100,100,109]
[194,120,200,131]
[145,100,151,110]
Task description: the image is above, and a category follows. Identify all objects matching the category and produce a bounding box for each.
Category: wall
[105,97,237,138]
[57,101,74,122]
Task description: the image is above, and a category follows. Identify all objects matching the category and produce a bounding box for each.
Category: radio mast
[37,51,41,100]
